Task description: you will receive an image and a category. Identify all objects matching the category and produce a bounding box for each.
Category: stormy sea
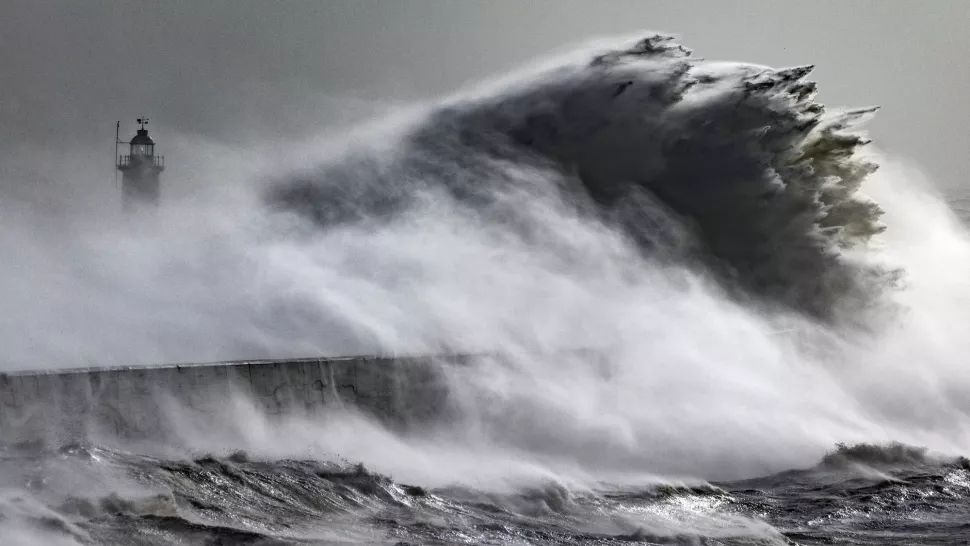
[3,35,970,545]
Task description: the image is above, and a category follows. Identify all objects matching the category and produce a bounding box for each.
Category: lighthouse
[116,118,164,209]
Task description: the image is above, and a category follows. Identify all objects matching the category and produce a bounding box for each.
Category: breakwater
[0,354,464,444]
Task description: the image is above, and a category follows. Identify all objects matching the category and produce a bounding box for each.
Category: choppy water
[3,442,970,545]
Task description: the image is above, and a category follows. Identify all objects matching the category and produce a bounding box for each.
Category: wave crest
[270,35,893,319]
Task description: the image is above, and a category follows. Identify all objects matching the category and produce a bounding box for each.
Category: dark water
[3,442,970,545]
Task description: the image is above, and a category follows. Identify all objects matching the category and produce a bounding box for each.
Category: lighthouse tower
[116,118,164,209]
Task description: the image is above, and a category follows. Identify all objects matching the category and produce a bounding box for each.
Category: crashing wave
[818,442,933,469]
[271,34,893,320]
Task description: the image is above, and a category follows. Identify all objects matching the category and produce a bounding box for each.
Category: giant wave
[272,34,892,321]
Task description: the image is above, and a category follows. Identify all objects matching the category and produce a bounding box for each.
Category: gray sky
[2,0,968,190]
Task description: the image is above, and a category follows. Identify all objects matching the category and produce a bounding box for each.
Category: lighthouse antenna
[114,121,120,189]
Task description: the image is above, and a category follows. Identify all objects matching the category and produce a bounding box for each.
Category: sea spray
[1,33,970,544]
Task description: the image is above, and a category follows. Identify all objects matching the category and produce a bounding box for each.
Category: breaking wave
[272,34,893,320]
[235,34,970,484]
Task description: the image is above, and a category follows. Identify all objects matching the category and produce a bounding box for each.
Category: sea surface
[3,442,970,545]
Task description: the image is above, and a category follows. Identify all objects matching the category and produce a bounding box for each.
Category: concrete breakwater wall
[0,354,468,444]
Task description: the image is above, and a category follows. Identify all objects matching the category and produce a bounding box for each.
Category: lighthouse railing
[117,155,165,168]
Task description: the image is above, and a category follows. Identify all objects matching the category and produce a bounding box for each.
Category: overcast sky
[2,0,968,191]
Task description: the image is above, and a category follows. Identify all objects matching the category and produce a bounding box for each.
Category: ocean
[3,442,970,544]
[3,34,970,545]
